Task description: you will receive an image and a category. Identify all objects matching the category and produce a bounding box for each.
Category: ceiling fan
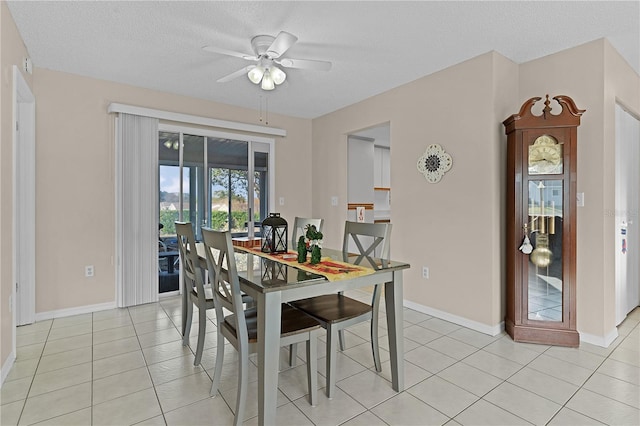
[203,31,332,90]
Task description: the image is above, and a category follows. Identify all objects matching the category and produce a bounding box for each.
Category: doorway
[13,66,36,331]
[615,103,640,325]
[347,123,391,223]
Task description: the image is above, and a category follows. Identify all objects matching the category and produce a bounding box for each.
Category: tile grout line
[15,318,53,425]
[543,320,640,425]
[91,312,94,426]
[131,303,169,426]
[425,331,535,425]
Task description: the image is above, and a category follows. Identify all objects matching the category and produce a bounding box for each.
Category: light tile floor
[1,291,638,425]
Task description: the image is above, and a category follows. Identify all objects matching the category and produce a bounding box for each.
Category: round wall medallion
[417,144,452,183]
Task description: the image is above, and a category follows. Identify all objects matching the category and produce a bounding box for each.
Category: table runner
[234,246,375,282]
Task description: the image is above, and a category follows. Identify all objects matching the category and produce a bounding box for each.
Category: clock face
[529,135,563,175]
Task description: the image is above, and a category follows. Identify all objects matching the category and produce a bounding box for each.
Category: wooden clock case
[503,95,585,347]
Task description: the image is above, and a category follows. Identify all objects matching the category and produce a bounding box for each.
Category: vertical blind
[116,113,159,307]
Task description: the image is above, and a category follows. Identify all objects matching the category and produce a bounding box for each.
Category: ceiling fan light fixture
[261,70,275,90]
[270,66,286,85]
[209,31,330,90]
[247,66,265,84]
[164,140,179,150]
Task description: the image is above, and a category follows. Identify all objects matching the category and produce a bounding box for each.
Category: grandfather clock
[504,95,585,347]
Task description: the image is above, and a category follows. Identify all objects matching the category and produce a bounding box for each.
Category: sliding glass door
[252,144,270,230]
[208,138,249,235]
[158,127,273,294]
[159,126,273,242]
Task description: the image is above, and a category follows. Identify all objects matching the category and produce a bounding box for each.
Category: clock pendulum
[530,182,552,268]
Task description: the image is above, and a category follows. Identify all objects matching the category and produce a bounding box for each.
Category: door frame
[615,102,640,325]
[12,65,36,336]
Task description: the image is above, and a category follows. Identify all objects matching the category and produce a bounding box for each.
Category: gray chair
[175,221,212,366]
[291,217,324,250]
[289,221,392,398]
[201,227,320,425]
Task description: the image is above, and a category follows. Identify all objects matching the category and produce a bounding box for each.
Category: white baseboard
[1,351,16,388]
[35,301,117,322]
[402,300,619,347]
[579,327,619,348]
[403,300,504,336]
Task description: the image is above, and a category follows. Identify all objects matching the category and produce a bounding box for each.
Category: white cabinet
[373,146,391,221]
[374,147,383,187]
[348,137,374,204]
[374,146,390,188]
[349,138,391,223]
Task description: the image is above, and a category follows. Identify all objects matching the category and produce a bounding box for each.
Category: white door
[615,104,640,325]
[13,66,36,326]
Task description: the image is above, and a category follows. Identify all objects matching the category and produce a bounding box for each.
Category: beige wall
[1,1,33,376]
[311,39,639,340]
[32,69,312,314]
[519,39,640,342]
[312,52,519,329]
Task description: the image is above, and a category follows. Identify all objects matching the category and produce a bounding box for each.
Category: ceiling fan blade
[217,66,253,83]
[266,31,298,58]
[277,57,332,71]
[202,45,258,61]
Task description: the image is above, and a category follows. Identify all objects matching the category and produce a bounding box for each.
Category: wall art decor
[417,143,452,183]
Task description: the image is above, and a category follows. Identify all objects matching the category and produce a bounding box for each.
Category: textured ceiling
[7,1,639,119]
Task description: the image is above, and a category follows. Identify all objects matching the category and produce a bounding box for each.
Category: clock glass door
[526,179,563,321]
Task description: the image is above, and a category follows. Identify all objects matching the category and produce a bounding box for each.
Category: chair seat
[225,304,320,342]
[290,294,372,324]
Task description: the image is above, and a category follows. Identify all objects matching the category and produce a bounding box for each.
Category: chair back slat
[201,227,249,343]
[291,217,324,250]
[175,222,206,298]
[342,221,391,270]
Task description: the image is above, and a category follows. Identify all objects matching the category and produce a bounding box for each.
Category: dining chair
[175,221,213,366]
[201,227,321,425]
[158,223,167,272]
[291,217,325,250]
[289,221,392,398]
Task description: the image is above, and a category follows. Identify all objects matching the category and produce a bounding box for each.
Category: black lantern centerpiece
[261,213,288,254]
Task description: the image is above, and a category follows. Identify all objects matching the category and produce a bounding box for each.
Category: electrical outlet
[85,265,94,277]
[279,197,285,206]
[331,196,338,206]
[422,266,429,279]
[577,192,584,207]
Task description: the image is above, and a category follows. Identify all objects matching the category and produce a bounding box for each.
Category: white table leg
[257,291,282,425]
[385,271,405,392]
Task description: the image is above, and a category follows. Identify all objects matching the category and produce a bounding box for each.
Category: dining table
[192,243,410,425]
